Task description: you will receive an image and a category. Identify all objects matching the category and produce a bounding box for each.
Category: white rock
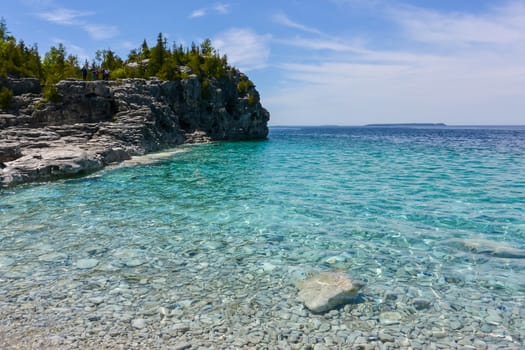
[261,262,277,272]
[379,311,402,325]
[75,258,99,269]
[125,258,146,267]
[131,318,147,329]
[324,255,346,265]
[296,271,364,313]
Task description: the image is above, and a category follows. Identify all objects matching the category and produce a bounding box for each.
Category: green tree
[96,49,123,71]
[200,38,213,57]
[148,33,167,77]
[42,43,80,100]
[0,19,41,78]
[0,18,7,41]
[42,44,66,81]
[127,49,139,63]
[140,39,150,60]
[1,18,235,84]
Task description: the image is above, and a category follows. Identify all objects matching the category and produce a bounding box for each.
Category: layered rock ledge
[0,76,269,187]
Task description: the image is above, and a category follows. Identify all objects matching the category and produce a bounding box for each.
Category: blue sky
[2,0,524,125]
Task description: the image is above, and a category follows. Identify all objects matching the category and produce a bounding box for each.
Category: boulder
[296,271,364,313]
[0,147,104,187]
[0,143,22,162]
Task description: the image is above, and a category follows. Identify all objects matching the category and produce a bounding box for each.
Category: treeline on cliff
[0,19,256,108]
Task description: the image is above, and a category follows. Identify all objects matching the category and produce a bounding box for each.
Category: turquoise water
[1,126,525,348]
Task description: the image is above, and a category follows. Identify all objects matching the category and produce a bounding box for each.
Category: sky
[1,0,524,126]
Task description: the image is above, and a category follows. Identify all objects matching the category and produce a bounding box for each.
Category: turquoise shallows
[1,126,524,343]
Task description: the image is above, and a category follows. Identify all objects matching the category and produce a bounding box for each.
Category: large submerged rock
[447,238,525,259]
[296,271,364,313]
[0,75,269,187]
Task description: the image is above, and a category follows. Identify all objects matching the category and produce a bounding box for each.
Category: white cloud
[189,3,231,19]
[119,40,137,50]
[189,9,207,18]
[36,6,119,40]
[276,36,365,53]
[267,57,525,125]
[266,1,525,125]
[272,12,322,35]
[214,3,230,14]
[213,28,271,71]
[391,2,525,46]
[37,8,93,25]
[83,24,119,40]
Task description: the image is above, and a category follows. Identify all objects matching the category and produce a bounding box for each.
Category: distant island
[365,123,447,127]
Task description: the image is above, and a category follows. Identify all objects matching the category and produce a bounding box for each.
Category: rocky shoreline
[0,75,269,188]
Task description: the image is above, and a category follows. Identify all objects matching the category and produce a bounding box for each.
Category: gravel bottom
[1,245,524,349]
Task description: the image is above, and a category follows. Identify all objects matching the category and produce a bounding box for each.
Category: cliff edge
[0,74,269,187]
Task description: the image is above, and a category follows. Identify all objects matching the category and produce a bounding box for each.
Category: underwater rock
[412,298,432,310]
[448,238,525,259]
[296,271,364,313]
[379,311,402,325]
[131,318,147,329]
[75,258,99,269]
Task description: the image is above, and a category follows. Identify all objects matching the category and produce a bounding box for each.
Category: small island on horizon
[365,123,447,127]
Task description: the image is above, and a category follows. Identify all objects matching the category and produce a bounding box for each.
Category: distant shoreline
[364,123,447,127]
[269,124,525,129]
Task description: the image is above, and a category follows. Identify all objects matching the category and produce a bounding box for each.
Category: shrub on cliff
[237,78,254,97]
[42,84,61,103]
[0,87,13,110]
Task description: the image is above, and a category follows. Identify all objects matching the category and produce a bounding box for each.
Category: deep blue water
[1,125,525,346]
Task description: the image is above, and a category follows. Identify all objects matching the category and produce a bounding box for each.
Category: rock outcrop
[296,271,364,313]
[0,74,269,187]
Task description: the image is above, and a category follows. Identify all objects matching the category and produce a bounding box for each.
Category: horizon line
[268,124,525,127]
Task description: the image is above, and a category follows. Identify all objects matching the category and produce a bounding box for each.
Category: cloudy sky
[2,0,524,125]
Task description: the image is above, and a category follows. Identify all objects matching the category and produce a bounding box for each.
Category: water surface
[1,126,524,348]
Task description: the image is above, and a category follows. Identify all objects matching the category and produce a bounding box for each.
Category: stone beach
[1,218,524,349]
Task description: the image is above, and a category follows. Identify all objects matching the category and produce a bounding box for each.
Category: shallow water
[1,126,525,349]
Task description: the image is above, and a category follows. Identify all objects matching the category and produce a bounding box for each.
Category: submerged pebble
[75,258,99,269]
[131,318,147,329]
[0,256,15,268]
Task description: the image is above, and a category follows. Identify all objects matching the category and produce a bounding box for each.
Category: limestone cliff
[0,74,269,187]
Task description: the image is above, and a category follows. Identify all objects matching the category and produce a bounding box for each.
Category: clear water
[1,126,525,347]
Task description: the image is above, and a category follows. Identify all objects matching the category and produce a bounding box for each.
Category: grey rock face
[0,73,269,187]
[0,77,41,95]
